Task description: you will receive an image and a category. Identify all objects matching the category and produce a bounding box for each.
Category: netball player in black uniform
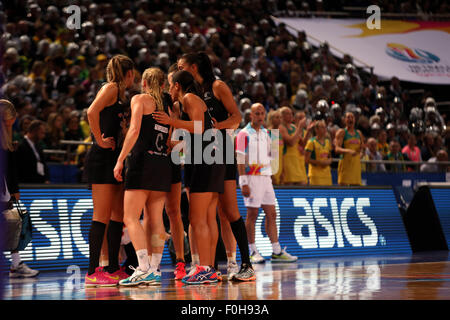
[84,55,134,287]
[143,75,187,280]
[177,52,255,281]
[112,68,172,286]
[161,63,187,280]
[153,70,224,285]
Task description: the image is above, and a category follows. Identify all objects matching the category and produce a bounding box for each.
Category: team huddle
[83,52,298,287]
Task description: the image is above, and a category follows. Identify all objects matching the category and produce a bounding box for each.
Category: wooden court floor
[3,251,450,300]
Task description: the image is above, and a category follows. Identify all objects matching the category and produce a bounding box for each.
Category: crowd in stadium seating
[1,0,449,184]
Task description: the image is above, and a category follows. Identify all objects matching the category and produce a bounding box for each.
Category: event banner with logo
[275,18,450,84]
[1,186,411,271]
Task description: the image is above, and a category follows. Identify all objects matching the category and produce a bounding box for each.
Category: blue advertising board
[237,187,411,259]
[429,187,450,249]
[1,185,411,271]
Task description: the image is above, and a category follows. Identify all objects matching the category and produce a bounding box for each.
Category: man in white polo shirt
[236,103,297,264]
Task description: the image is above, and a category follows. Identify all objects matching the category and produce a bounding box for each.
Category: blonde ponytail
[142,68,165,112]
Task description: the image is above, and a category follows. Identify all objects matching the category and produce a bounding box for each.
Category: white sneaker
[10,262,39,278]
[250,251,265,264]
[227,261,239,280]
[119,266,158,286]
[271,247,298,263]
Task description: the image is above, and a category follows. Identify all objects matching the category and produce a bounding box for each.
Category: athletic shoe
[145,270,162,286]
[233,263,256,282]
[85,267,117,287]
[226,261,239,280]
[250,251,265,264]
[182,265,218,285]
[9,262,39,278]
[119,266,161,286]
[105,266,129,284]
[214,269,222,282]
[174,261,187,280]
[181,265,198,282]
[271,247,298,263]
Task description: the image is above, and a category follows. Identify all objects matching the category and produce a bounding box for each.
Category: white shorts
[242,175,276,208]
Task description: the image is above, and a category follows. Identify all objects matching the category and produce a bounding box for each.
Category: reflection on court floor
[3,251,450,300]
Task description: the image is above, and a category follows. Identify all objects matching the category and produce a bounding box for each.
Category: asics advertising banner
[2,186,411,271]
[240,187,411,258]
[275,18,450,84]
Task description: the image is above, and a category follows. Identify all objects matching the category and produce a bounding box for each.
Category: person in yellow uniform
[267,110,284,185]
[305,120,332,186]
[294,111,310,185]
[334,112,365,186]
[279,107,313,185]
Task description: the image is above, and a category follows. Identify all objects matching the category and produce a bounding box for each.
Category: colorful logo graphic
[345,20,450,38]
[386,43,440,64]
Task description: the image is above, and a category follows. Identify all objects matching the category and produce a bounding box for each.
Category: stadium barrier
[42,141,450,184]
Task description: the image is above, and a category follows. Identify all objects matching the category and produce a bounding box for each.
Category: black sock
[88,221,106,275]
[230,217,251,265]
[123,243,138,275]
[106,220,124,274]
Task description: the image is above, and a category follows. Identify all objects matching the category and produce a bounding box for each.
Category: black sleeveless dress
[164,92,182,185]
[180,101,225,193]
[203,83,237,181]
[84,87,125,185]
[124,98,172,192]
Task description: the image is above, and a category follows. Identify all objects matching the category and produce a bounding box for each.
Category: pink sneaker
[105,267,129,283]
[85,267,118,287]
[174,261,187,280]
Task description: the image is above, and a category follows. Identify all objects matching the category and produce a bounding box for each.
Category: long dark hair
[172,70,202,96]
[180,52,216,93]
[106,54,135,100]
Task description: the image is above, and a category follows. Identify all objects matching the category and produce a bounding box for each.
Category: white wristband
[239,175,249,188]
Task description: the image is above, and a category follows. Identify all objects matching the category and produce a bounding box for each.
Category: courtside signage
[429,187,450,249]
[1,186,410,271]
[237,187,412,258]
[1,188,173,271]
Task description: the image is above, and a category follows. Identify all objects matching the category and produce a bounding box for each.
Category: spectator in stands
[45,112,64,150]
[385,123,396,142]
[357,115,370,138]
[365,137,386,173]
[64,111,84,142]
[377,129,389,158]
[420,149,449,173]
[13,114,33,143]
[385,140,406,173]
[424,97,445,132]
[397,124,410,147]
[46,56,71,100]
[79,108,90,139]
[1,0,448,178]
[16,119,49,183]
[421,132,436,162]
[402,133,422,171]
[64,112,85,162]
